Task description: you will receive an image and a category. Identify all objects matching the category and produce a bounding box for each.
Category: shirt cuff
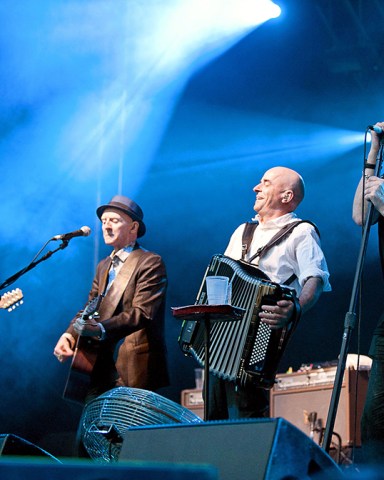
[97,322,106,341]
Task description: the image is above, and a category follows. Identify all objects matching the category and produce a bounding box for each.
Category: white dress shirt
[224,212,331,297]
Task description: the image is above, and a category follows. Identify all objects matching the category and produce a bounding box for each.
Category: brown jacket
[67,247,169,396]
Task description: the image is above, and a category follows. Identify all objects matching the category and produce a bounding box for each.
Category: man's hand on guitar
[74,317,102,338]
[53,333,76,363]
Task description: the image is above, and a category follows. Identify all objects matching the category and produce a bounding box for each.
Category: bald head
[253,166,305,221]
[268,166,305,209]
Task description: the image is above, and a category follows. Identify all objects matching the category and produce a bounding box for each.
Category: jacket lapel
[98,248,143,319]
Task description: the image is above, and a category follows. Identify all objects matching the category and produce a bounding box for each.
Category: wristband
[364,162,376,170]
[97,322,106,340]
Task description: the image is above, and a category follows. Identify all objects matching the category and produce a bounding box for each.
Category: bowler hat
[96,195,146,237]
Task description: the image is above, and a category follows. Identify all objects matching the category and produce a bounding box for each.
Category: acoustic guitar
[62,295,103,404]
[0,288,23,312]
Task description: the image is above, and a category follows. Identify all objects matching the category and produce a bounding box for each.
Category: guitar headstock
[0,288,24,312]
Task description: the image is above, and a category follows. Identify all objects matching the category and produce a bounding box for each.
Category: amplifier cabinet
[270,367,369,447]
[180,389,204,419]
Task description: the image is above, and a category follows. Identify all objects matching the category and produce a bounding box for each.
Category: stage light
[0,0,286,247]
[51,0,284,192]
[232,1,281,26]
[148,0,283,73]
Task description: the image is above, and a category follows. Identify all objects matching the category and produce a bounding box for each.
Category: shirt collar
[110,244,135,263]
[253,212,298,229]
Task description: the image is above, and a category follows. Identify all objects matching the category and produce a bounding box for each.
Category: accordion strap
[284,288,302,338]
[241,220,320,285]
[241,220,258,260]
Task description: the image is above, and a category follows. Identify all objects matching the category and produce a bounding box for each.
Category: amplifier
[180,389,204,419]
[270,367,369,447]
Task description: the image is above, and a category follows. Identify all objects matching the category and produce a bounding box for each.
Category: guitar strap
[98,248,143,320]
[241,219,320,285]
[98,257,113,296]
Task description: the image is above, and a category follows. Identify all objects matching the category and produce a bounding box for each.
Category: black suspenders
[241,220,320,285]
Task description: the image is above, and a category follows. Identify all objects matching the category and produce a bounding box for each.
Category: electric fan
[79,386,203,462]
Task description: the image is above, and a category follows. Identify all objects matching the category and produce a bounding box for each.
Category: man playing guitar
[53,195,169,407]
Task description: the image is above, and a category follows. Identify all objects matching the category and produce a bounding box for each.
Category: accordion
[178,254,301,389]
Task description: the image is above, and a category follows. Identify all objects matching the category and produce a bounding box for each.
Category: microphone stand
[0,239,69,291]
[322,139,384,453]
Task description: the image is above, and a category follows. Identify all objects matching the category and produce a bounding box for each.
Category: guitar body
[63,337,100,404]
[62,295,103,404]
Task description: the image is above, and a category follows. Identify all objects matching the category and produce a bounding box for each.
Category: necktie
[106,256,119,292]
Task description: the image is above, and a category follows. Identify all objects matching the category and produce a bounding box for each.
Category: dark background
[0,0,383,457]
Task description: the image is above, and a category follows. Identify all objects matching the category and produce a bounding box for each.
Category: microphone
[368,125,384,135]
[52,226,91,241]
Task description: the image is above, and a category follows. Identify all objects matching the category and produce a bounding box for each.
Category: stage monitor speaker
[119,418,343,480]
[0,458,217,480]
[0,434,59,462]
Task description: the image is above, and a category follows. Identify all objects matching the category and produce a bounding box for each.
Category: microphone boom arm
[0,240,69,291]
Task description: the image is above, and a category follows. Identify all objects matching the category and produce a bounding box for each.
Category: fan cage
[80,386,203,463]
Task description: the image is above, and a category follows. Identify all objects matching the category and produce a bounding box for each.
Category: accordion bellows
[179,254,301,389]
